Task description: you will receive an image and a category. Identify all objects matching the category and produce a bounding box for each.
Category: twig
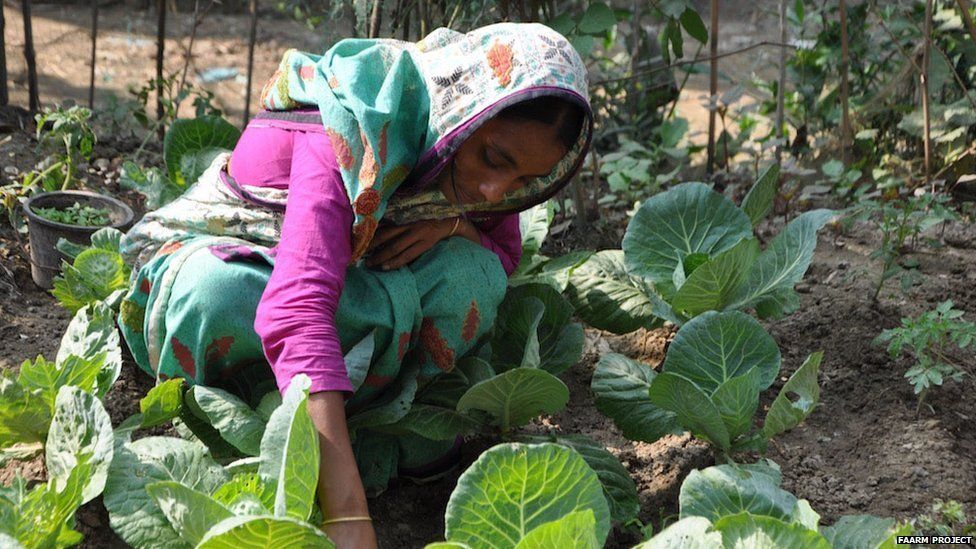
[839,0,851,167]
[922,0,933,188]
[706,0,718,175]
[88,0,98,109]
[368,0,382,38]
[775,0,787,163]
[0,0,7,106]
[178,0,215,96]
[21,0,39,111]
[593,40,797,86]
[155,0,166,140]
[955,0,976,47]
[665,42,703,119]
[244,0,258,124]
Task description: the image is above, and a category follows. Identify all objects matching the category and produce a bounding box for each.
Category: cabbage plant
[104,374,334,548]
[0,301,121,461]
[425,442,611,549]
[568,166,835,333]
[592,310,822,457]
[54,227,131,313]
[509,201,592,292]
[638,460,909,548]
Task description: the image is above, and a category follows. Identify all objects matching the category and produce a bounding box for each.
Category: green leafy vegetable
[52,230,131,313]
[34,202,111,226]
[140,378,186,428]
[46,386,114,504]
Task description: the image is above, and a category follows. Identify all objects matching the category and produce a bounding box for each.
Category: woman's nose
[478,178,517,203]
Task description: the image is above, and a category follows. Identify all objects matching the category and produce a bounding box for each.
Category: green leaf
[178,147,226,189]
[90,227,124,252]
[762,352,823,439]
[514,510,599,548]
[188,385,267,456]
[569,35,595,57]
[711,366,764,440]
[57,301,123,398]
[741,164,780,226]
[456,368,568,432]
[679,8,709,43]
[104,437,228,549]
[636,516,721,548]
[511,251,593,293]
[712,512,831,548]
[518,201,553,259]
[45,386,114,505]
[648,373,730,450]
[566,250,657,334]
[196,515,333,548]
[820,515,897,549]
[671,239,761,316]
[346,364,419,431]
[490,284,583,375]
[667,19,684,58]
[547,13,576,36]
[145,481,234,546]
[140,378,186,428]
[577,2,616,34]
[662,311,781,394]
[258,374,319,521]
[163,116,240,186]
[730,209,835,313]
[679,462,797,523]
[444,443,610,547]
[212,473,276,515]
[516,434,639,525]
[56,238,87,260]
[394,403,479,441]
[590,353,681,443]
[623,182,752,298]
[120,161,183,210]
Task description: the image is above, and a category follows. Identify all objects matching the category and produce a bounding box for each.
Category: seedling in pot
[34,202,112,227]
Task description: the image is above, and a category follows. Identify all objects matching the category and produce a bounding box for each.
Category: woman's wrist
[443,217,481,244]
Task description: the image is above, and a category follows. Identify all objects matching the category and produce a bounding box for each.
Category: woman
[118,22,592,548]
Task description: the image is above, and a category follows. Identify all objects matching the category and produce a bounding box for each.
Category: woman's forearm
[307,391,370,517]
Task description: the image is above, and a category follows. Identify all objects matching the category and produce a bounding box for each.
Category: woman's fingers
[379,239,429,270]
[367,230,420,267]
[368,223,413,252]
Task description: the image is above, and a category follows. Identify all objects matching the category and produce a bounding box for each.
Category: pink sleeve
[254,130,355,395]
[473,214,522,276]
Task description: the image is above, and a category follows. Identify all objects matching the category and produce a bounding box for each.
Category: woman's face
[436,117,568,205]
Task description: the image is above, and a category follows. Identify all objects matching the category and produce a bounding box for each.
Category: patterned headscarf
[259,23,593,261]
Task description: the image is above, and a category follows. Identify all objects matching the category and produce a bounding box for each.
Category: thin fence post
[156,0,166,140]
[706,0,718,175]
[89,0,99,109]
[922,0,933,187]
[21,0,39,112]
[1,1,8,106]
[839,0,851,167]
[775,0,787,164]
[244,0,258,124]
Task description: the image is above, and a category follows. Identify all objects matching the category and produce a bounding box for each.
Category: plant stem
[839,0,851,167]
[922,0,934,188]
[706,0,719,176]
[775,0,787,163]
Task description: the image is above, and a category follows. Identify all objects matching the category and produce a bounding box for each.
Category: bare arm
[308,391,378,549]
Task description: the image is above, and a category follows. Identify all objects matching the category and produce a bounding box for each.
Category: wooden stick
[0,0,8,106]
[88,0,99,109]
[627,0,642,119]
[417,0,427,37]
[955,0,976,48]
[244,0,258,124]
[368,0,382,38]
[922,0,933,186]
[839,0,851,167]
[156,0,166,139]
[706,0,718,175]
[21,0,39,112]
[775,0,787,163]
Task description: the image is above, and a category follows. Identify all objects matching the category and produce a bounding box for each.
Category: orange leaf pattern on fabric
[358,130,379,188]
[396,332,411,361]
[461,300,480,342]
[326,128,354,170]
[204,336,235,366]
[159,241,184,256]
[170,337,196,378]
[354,188,381,216]
[139,277,152,294]
[259,69,280,108]
[420,317,455,372]
[350,216,378,262]
[364,373,392,388]
[378,123,389,164]
[328,76,340,89]
[486,41,514,87]
[299,65,315,81]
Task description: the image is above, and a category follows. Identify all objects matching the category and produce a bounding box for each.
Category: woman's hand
[365,217,479,270]
[307,392,378,549]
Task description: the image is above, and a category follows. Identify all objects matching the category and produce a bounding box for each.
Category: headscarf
[259,22,593,261]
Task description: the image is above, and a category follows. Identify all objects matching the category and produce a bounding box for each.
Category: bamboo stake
[21,0,39,112]
[88,0,98,109]
[155,0,166,139]
[368,0,382,38]
[775,0,787,163]
[839,0,851,167]
[627,0,642,120]
[955,0,976,48]
[706,0,718,175]
[922,0,933,187]
[0,1,7,106]
[244,0,258,124]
